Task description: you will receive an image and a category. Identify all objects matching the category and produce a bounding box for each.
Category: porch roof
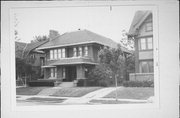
[44,57,98,67]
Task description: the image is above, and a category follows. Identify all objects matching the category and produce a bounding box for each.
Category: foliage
[122,81,154,87]
[86,45,126,87]
[120,30,135,50]
[98,45,126,81]
[16,57,35,82]
[31,35,49,43]
[126,52,135,73]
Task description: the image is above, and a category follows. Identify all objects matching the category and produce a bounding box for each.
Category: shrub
[28,80,55,87]
[122,81,154,87]
[77,79,99,87]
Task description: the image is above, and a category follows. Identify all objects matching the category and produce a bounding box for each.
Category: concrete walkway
[62,87,122,104]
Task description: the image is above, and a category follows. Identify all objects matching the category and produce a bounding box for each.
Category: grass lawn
[104,87,154,100]
[16,87,50,95]
[51,87,102,97]
[90,99,147,104]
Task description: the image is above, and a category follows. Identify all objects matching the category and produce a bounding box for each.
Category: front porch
[40,64,94,87]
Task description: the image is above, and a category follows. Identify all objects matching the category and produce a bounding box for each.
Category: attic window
[145,22,153,32]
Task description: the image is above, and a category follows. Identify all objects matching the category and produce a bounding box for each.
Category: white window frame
[78,47,82,57]
[50,50,54,60]
[73,47,77,57]
[84,46,88,56]
[54,49,57,59]
[58,49,61,59]
[139,38,146,50]
[147,37,153,49]
[62,48,65,58]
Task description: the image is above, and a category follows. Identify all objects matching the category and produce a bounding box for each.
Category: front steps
[58,82,75,87]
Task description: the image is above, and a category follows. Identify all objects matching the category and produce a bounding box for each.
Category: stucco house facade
[37,29,129,87]
[128,11,154,81]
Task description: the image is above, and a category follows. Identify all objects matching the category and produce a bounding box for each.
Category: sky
[14,6,143,44]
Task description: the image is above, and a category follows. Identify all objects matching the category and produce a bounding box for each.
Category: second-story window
[78,47,82,57]
[50,50,54,60]
[73,47,77,57]
[58,49,61,59]
[139,37,153,51]
[62,48,65,58]
[54,49,57,59]
[147,37,153,49]
[84,46,88,56]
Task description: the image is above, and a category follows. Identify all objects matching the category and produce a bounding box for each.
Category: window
[54,49,57,59]
[139,37,153,50]
[62,48,65,58]
[62,67,66,78]
[50,68,57,78]
[147,37,153,49]
[84,46,88,56]
[139,61,154,73]
[78,47,82,57]
[50,50,53,59]
[140,38,146,50]
[58,49,61,59]
[73,47,77,57]
[145,22,153,31]
[55,68,57,78]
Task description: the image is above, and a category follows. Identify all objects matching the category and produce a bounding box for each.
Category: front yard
[51,87,101,97]
[104,87,154,100]
[16,87,102,97]
[16,87,50,95]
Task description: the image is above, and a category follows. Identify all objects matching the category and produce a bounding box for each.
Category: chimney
[49,30,59,40]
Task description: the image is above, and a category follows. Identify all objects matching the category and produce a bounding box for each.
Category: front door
[65,66,76,82]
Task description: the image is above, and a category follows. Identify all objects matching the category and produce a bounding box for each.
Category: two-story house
[15,40,48,85]
[37,29,129,87]
[23,40,48,79]
[128,11,154,81]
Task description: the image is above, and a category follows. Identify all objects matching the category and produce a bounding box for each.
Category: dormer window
[145,22,153,32]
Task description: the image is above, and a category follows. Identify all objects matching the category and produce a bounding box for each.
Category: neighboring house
[23,40,48,79]
[15,40,48,81]
[128,11,153,81]
[37,29,130,87]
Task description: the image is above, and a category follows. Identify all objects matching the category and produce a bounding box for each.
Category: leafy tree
[99,45,126,83]
[88,44,126,87]
[120,30,135,50]
[31,35,49,43]
[88,64,113,87]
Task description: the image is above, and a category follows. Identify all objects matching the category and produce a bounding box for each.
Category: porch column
[44,68,50,79]
[76,65,85,80]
